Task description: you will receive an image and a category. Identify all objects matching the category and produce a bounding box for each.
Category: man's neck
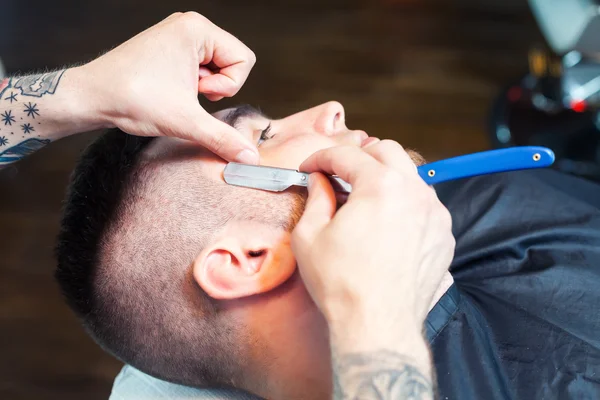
[242,330,333,399]
[238,271,454,400]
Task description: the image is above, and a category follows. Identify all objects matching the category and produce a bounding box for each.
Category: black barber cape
[427,169,600,400]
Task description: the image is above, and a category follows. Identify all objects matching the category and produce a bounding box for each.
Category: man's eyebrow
[223,104,268,128]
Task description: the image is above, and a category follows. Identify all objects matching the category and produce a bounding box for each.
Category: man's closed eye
[257,123,275,147]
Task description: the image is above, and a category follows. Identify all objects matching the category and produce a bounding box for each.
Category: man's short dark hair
[54,129,256,388]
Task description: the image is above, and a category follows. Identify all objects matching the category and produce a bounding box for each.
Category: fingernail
[235,149,260,165]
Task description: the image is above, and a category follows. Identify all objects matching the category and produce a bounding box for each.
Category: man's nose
[313,101,346,136]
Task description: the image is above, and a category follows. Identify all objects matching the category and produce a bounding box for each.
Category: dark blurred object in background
[490,0,600,182]
[0,1,541,399]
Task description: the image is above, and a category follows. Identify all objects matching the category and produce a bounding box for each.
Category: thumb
[181,104,260,164]
[293,173,337,246]
[197,68,225,102]
[198,72,242,99]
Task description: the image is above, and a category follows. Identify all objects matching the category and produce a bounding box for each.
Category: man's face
[142,102,375,397]
[208,101,368,395]
[213,101,368,169]
[137,102,434,397]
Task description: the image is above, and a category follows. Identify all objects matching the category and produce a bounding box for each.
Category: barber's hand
[81,12,259,164]
[291,141,455,336]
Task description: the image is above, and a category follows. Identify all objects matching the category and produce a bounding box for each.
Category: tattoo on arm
[0,138,51,164]
[13,70,65,98]
[0,70,64,166]
[333,350,434,400]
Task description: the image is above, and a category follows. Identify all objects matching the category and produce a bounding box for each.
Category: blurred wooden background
[0,0,543,399]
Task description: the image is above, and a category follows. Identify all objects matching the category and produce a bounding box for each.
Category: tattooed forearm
[333,350,434,400]
[0,138,51,164]
[12,70,65,98]
[0,70,66,167]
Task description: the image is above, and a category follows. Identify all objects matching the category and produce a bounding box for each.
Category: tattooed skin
[333,350,433,400]
[1,110,15,126]
[0,70,64,167]
[0,138,50,163]
[5,92,17,103]
[13,70,65,98]
[24,102,40,118]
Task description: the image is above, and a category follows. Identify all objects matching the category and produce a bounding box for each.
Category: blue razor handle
[417,146,555,185]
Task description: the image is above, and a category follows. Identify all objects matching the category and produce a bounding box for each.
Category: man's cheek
[265,140,333,170]
[261,150,305,170]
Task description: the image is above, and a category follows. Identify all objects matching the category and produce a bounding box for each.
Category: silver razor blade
[223,162,353,194]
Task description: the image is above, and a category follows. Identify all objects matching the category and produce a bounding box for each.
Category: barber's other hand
[80,12,259,164]
[292,141,455,338]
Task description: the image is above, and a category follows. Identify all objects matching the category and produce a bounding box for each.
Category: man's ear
[193,221,296,300]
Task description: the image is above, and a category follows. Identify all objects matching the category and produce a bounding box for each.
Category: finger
[361,137,380,147]
[198,66,214,79]
[299,146,382,187]
[157,12,183,26]
[197,70,225,101]
[292,173,337,246]
[362,139,426,173]
[361,140,416,173]
[202,92,225,102]
[198,63,254,98]
[199,27,256,98]
[178,105,260,164]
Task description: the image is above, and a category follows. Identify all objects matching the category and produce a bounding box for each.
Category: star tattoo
[0,136,7,146]
[21,123,34,134]
[23,102,40,118]
[5,92,17,103]
[1,110,15,126]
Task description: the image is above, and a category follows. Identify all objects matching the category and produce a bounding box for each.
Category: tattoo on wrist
[0,71,59,165]
[333,350,433,400]
[12,70,65,98]
[0,138,51,164]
